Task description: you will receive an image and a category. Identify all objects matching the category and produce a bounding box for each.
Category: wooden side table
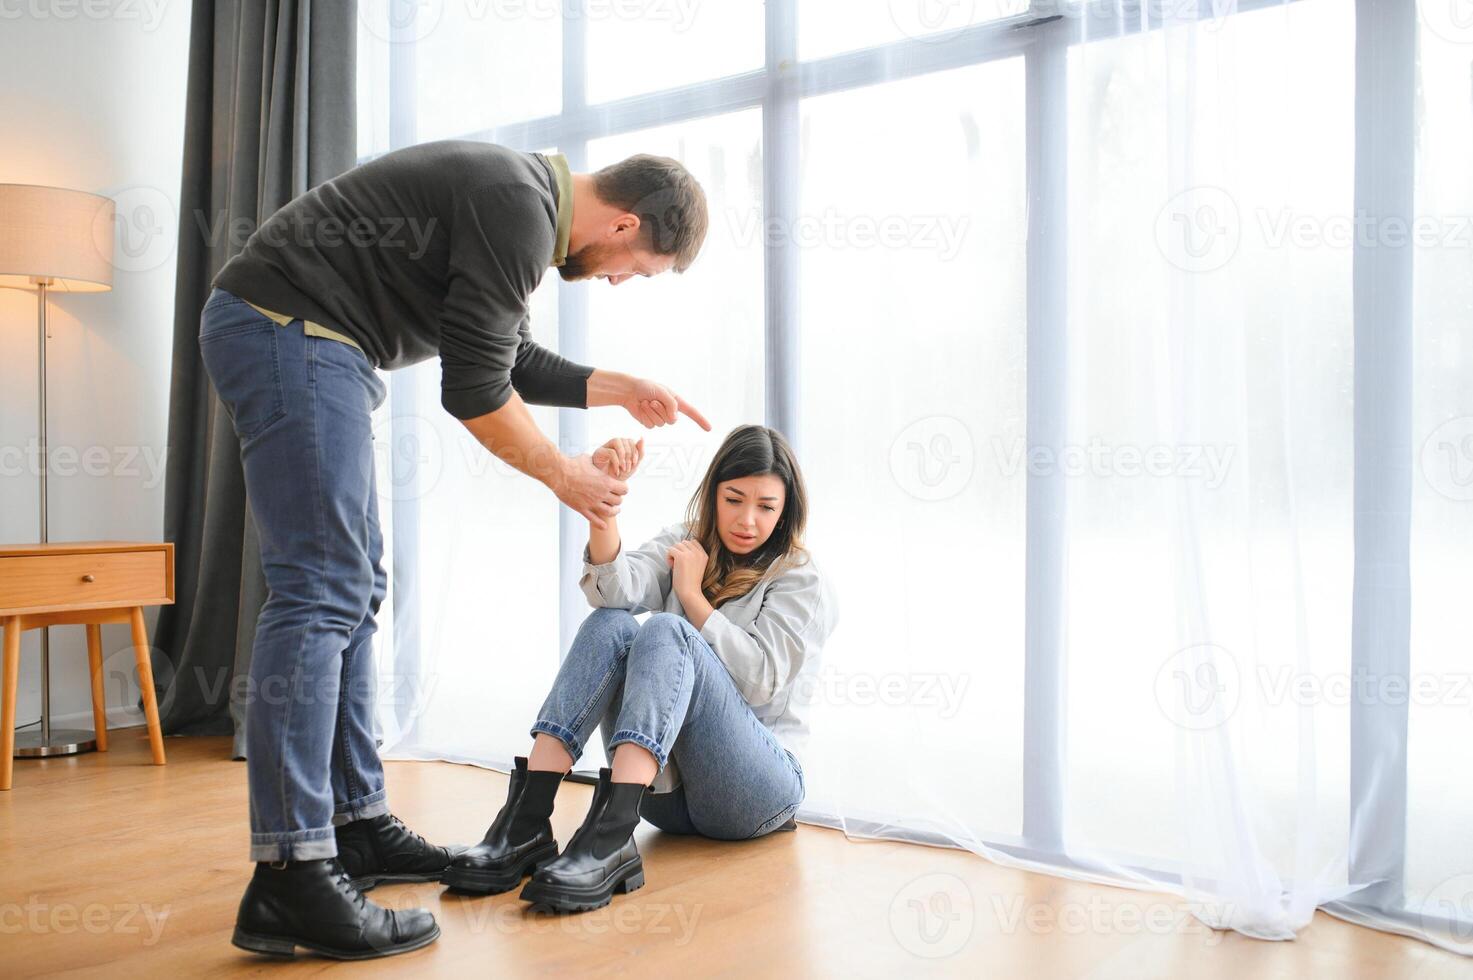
[0,541,174,790]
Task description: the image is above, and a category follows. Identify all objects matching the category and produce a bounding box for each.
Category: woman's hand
[666,538,709,603]
[592,436,644,479]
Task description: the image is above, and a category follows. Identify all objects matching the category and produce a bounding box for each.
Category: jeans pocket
[200,318,287,440]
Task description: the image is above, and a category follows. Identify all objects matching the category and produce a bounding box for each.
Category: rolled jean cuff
[530,720,583,761]
[249,826,338,863]
[331,789,389,826]
[607,729,669,770]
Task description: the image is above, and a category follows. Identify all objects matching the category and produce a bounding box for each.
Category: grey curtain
[153,0,357,758]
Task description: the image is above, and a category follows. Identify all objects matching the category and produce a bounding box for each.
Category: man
[198,140,710,959]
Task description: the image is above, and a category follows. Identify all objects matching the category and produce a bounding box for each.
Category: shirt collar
[548,152,573,268]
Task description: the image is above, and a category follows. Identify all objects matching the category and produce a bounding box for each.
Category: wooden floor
[0,729,1467,978]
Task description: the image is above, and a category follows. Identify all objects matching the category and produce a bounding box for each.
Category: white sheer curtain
[356,0,1473,955]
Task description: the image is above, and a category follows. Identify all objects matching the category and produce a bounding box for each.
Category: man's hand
[593,437,644,479]
[553,454,629,530]
[666,538,709,602]
[587,370,712,431]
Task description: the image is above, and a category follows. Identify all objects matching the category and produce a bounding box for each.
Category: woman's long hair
[684,424,810,608]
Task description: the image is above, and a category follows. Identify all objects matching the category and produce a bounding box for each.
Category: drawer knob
[81,574,96,583]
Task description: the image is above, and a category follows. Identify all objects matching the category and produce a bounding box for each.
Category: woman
[442,424,838,912]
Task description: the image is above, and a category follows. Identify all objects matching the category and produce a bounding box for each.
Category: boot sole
[519,857,645,913]
[348,870,451,892]
[440,842,561,895]
[231,922,441,960]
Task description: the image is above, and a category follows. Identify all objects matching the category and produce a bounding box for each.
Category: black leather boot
[335,813,467,890]
[519,768,646,913]
[232,858,439,960]
[442,756,565,894]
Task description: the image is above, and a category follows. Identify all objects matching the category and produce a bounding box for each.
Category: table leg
[2,617,20,790]
[86,623,109,752]
[129,608,166,766]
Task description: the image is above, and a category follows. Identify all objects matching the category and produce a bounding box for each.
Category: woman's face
[714,474,786,556]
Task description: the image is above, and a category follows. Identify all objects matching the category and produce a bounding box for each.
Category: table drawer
[0,550,169,614]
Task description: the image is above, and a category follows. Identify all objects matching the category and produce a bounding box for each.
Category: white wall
[0,1,192,733]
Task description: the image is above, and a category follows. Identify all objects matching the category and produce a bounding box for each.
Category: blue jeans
[198,287,390,861]
[531,608,805,840]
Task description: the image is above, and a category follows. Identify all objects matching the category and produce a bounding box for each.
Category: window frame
[370,0,1433,934]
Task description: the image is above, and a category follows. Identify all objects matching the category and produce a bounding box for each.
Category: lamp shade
[0,184,115,293]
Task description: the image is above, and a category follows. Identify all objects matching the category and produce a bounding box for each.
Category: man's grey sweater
[214,140,592,419]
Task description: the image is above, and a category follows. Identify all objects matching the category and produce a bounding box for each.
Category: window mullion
[557,2,593,663]
[1345,0,1415,910]
[763,0,800,446]
[1021,35,1069,855]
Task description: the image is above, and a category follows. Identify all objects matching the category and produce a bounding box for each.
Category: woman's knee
[582,606,640,637]
[570,608,639,655]
[640,611,686,637]
[633,612,699,657]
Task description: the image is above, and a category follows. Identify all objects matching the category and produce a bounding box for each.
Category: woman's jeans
[531,608,806,840]
[198,288,390,861]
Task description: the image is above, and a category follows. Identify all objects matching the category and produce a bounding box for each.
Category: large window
[356,0,1472,954]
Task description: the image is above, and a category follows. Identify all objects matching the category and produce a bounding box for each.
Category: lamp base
[13,729,98,758]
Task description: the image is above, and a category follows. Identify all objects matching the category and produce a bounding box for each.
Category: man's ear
[611,212,642,238]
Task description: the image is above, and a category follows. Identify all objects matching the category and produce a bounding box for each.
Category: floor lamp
[0,184,116,757]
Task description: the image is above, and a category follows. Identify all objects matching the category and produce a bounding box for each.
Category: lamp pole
[13,277,97,758]
[38,279,49,745]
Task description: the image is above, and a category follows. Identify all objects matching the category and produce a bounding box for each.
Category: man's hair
[590,154,709,272]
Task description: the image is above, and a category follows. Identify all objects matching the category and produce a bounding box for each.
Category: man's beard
[558,242,609,281]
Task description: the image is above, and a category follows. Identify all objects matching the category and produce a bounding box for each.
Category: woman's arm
[683,563,836,708]
[587,515,622,566]
[578,523,688,613]
[586,437,642,563]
